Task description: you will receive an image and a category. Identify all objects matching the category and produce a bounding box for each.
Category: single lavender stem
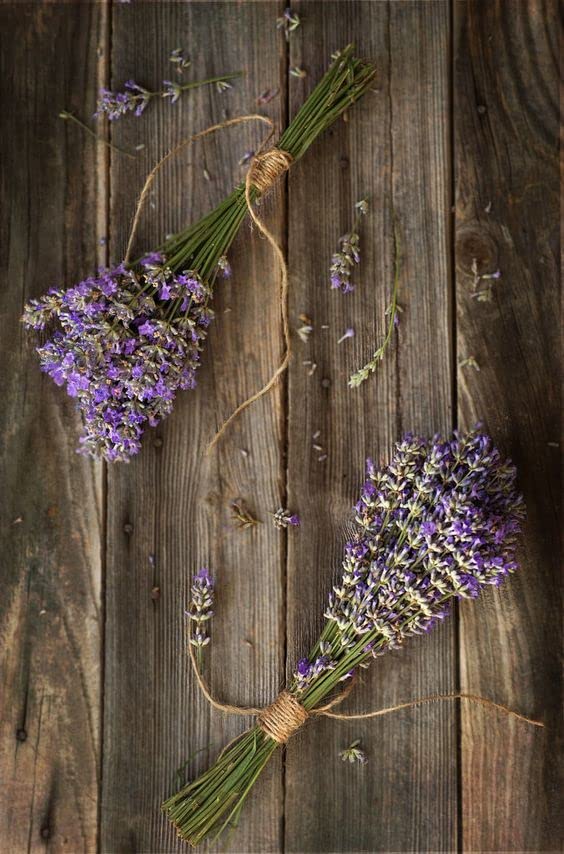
[58,110,137,158]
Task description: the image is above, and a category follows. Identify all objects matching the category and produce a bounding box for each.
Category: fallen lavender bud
[338,327,355,344]
[169,48,191,71]
[339,739,368,764]
[276,7,300,41]
[271,508,300,529]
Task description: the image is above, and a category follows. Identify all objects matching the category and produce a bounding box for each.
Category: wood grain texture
[101,3,287,852]
[285,2,455,851]
[454,1,561,850]
[2,2,562,852]
[0,4,106,852]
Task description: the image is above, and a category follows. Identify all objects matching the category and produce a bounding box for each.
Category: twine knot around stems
[257,691,309,743]
[187,642,544,743]
[247,148,293,195]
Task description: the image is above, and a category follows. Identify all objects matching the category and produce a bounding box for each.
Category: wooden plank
[0,4,107,852]
[454,1,561,850]
[101,2,286,851]
[285,2,455,851]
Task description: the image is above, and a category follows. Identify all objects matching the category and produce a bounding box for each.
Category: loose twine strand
[124,115,292,453]
[188,644,543,746]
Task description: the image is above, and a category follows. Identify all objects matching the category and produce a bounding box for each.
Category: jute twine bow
[124,115,293,454]
[188,644,543,745]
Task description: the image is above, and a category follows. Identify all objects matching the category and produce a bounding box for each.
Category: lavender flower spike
[186,568,214,650]
[330,198,368,294]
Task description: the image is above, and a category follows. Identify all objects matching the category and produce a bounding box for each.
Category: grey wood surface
[454,2,561,851]
[0,4,106,852]
[1,1,560,852]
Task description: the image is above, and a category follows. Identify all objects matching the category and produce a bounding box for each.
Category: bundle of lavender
[22,47,376,462]
[164,428,526,845]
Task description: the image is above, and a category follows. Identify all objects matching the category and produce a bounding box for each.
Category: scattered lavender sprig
[276,7,300,41]
[231,501,261,531]
[339,739,368,764]
[330,199,368,294]
[349,221,400,387]
[186,568,214,668]
[95,71,241,120]
[164,428,525,844]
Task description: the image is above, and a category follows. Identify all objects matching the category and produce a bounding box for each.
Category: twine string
[257,691,309,743]
[124,114,275,264]
[206,147,293,453]
[123,116,292,453]
[188,644,544,745]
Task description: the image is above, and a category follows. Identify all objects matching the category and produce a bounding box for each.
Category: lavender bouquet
[22,47,376,462]
[163,428,525,845]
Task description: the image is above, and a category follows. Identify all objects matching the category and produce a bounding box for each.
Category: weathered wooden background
[1,1,560,852]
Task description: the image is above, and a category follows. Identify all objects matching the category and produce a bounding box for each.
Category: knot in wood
[257,691,308,743]
[248,148,293,194]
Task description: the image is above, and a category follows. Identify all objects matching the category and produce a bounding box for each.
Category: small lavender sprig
[349,221,400,387]
[186,568,214,668]
[95,71,241,120]
[330,199,368,294]
[164,428,525,845]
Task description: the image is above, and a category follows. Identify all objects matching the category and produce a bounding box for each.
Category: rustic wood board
[285,2,456,851]
[454,1,561,850]
[0,1,561,852]
[0,4,107,852]
[101,2,287,852]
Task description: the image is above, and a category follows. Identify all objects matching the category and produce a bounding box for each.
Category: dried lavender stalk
[163,428,525,845]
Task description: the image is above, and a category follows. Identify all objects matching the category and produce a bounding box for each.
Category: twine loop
[248,148,293,195]
[257,691,309,743]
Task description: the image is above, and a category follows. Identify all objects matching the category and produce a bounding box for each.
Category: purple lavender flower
[96,71,239,121]
[271,508,300,529]
[320,429,525,660]
[22,258,212,462]
[96,80,152,120]
[217,255,232,278]
[294,642,336,691]
[186,568,214,650]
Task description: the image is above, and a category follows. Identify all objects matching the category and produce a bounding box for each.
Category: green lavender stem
[157,45,376,286]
